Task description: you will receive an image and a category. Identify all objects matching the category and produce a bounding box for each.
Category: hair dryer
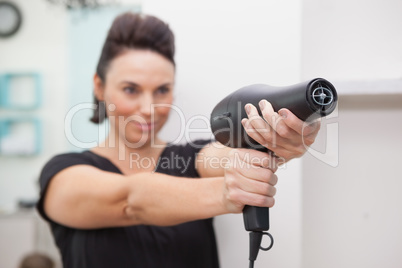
[210,78,337,268]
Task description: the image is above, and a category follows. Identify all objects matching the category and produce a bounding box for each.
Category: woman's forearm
[124,172,228,226]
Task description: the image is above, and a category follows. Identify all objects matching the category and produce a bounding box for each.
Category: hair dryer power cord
[248,231,274,268]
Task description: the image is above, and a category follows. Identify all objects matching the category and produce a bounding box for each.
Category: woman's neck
[90,131,167,175]
[97,133,165,158]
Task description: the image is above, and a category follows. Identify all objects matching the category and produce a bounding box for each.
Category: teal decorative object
[0,73,42,109]
[0,117,42,155]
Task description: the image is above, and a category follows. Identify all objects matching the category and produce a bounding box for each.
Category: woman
[37,12,320,268]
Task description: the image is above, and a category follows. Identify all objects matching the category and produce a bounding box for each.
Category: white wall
[0,0,68,212]
[143,1,304,267]
[301,0,402,81]
[301,0,402,267]
[302,95,402,268]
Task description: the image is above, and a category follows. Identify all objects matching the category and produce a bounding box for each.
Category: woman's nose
[139,93,154,116]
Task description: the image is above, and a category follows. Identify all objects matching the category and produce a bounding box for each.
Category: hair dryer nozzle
[306,78,337,118]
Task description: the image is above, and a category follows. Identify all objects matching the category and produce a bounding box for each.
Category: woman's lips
[130,121,156,132]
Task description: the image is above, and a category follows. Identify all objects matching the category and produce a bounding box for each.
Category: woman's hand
[223,148,278,213]
[241,100,321,162]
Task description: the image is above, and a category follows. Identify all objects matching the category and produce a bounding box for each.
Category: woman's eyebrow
[156,83,173,88]
[119,81,173,90]
[120,81,141,88]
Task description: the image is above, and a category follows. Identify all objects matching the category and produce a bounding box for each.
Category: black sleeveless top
[36,140,220,268]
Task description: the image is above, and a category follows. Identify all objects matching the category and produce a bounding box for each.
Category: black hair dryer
[210,78,337,267]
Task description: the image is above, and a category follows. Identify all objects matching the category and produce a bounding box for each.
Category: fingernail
[245,104,251,114]
[259,100,266,110]
[279,110,287,118]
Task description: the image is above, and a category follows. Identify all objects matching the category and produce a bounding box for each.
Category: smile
[130,121,157,132]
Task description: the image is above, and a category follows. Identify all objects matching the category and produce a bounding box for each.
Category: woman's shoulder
[39,151,94,184]
[43,151,95,169]
[155,139,212,177]
[42,150,119,175]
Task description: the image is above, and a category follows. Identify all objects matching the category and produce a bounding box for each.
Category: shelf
[0,117,42,156]
[332,78,402,96]
[0,73,42,109]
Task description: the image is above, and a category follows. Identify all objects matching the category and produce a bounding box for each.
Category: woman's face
[95,49,175,147]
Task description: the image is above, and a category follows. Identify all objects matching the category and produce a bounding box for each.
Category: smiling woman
[35,12,319,268]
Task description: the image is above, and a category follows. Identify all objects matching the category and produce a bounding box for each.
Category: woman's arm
[196,142,230,178]
[44,165,225,229]
[44,148,277,229]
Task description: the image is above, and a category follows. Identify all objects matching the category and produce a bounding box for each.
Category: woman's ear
[93,74,105,101]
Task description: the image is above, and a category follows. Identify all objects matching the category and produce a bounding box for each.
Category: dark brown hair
[90,12,175,124]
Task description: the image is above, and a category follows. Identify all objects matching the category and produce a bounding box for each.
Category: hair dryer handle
[243,205,269,231]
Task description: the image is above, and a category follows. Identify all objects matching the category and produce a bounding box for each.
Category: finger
[277,108,305,136]
[241,118,268,148]
[242,118,286,151]
[244,103,275,142]
[269,173,278,186]
[241,119,298,162]
[232,173,277,197]
[248,103,305,149]
[260,102,305,146]
[237,190,276,208]
[258,100,282,133]
[302,118,321,137]
[236,165,275,185]
[232,148,279,171]
[302,129,320,147]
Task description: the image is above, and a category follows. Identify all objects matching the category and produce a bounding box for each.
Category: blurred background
[0,0,401,267]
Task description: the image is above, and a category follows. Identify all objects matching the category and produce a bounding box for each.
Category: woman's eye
[123,87,139,95]
[155,87,170,95]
